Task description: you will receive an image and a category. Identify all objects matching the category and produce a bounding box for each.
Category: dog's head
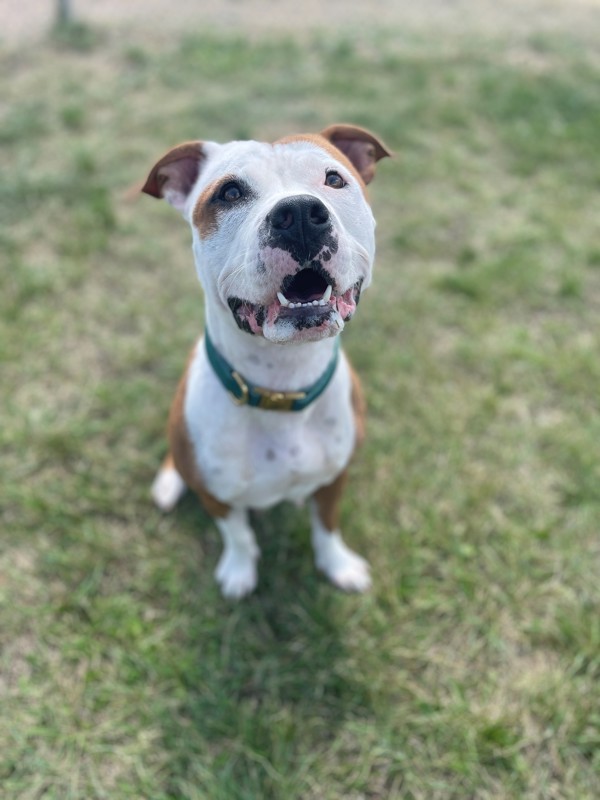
[142,125,391,344]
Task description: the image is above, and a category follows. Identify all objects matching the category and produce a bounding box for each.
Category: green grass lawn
[1,19,599,800]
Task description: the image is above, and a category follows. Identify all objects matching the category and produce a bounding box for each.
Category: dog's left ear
[141,141,206,212]
[320,124,392,185]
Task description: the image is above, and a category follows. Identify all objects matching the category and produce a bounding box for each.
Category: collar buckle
[230,371,250,405]
[254,386,307,411]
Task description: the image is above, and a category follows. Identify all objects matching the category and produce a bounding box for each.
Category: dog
[142,124,391,598]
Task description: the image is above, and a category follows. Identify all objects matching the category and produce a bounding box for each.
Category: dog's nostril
[272,206,294,231]
[309,201,329,227]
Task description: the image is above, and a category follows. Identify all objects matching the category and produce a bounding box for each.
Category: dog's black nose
[269,195,330,233]
[267,195,331,262]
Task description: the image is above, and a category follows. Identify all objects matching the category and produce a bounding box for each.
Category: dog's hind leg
[151,453,187,512]
[310,471,371,592]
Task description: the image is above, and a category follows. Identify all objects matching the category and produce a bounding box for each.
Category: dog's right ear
[141,142,206,213]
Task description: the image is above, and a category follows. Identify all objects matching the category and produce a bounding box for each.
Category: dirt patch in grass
[4,0,600,45]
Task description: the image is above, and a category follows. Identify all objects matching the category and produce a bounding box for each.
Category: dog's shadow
[156,497,372,789]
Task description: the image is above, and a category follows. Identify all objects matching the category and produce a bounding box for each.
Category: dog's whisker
[221,257,252,294]
[347,241,371,267]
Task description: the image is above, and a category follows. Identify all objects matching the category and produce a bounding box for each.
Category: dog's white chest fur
[184,342,356,508]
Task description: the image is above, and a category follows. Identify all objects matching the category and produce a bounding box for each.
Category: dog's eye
[218,182,243,202]
[325,171,346,189]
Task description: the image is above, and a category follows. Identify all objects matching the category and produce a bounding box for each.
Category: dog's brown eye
[219,182,243,202]
[325,171,346,189]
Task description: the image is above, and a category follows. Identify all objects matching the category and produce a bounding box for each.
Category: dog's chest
[184,348,355,508]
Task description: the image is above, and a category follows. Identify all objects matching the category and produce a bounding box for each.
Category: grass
[1,17,600,800]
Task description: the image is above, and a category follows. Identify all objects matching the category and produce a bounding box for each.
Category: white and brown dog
[143,124,390,598]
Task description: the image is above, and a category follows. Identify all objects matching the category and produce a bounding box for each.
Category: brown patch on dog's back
[313,356,367,531]
[168,345,230,518]
[313,469,349,532]
[349,361,367,448]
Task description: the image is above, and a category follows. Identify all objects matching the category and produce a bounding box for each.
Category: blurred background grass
[1,2,600,798]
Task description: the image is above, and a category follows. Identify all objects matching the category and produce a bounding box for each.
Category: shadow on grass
[155,497,370,797]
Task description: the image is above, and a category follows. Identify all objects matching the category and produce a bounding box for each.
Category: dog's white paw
[314,531,372,593]
[151,466,186,512]
[215,548,258,599]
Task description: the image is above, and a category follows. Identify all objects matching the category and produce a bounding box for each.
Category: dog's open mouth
[227,268,363,341]
[277,268,332,313]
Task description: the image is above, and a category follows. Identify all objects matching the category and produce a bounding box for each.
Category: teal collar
[204,331,340,412]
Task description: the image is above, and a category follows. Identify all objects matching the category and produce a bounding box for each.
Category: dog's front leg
[214,509,260,599]
[311,472,371,592]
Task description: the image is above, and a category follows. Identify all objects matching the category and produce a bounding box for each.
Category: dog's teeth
[282,296,330,309]
[278,284,333,311]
